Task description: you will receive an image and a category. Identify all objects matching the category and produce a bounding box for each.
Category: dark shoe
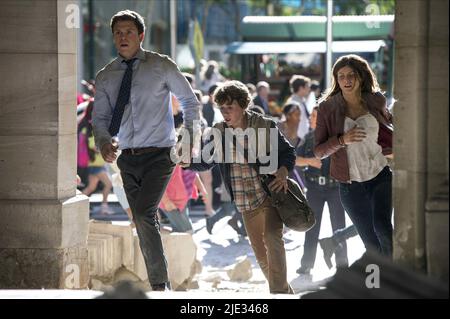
[296,267,311,275]
[228,216,247,236]
[206,217,214,234]
[237,225,247,237]
[295,267,313,282]
[227,217,241,235]
[151,283,167,291]
[319,237,339,269]
[158,210,170,225]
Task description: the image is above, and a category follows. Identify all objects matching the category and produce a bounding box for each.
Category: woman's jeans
[339,166,393,257]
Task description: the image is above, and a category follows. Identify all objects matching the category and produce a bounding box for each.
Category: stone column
[393,0,429,272]
[424,0,449,282]
[0,0,89,288]
[393,0,449,281]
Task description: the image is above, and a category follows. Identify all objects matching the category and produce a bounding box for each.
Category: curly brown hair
[321,54,380,102]
[213,81,251,109]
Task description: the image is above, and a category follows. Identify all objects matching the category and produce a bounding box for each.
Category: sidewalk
[87,194,366,295]
[189,204,365,294]
[0,195,365,299]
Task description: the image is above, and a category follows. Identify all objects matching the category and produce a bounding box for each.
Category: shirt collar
[118,47,146,64]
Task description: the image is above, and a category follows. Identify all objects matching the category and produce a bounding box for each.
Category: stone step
[87,220,200,291]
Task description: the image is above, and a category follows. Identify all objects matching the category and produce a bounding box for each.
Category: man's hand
[268,166,289,194]
[100,142,118,163]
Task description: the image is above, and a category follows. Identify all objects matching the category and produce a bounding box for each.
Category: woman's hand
[343,125,366,145]
[308,158,322,169]
[199,188,208,203]
[268,166,289,194]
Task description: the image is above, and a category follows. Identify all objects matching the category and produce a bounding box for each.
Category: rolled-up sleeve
[92,71,113,150]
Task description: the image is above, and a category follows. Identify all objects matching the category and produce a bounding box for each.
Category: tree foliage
[247,0,395,16]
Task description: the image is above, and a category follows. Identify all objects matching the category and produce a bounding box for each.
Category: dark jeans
[334,224,359,243]
[339,166,393,257]
[117,148,175,286]
[301,183,348,271]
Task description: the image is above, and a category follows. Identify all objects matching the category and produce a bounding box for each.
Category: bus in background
[225,15,394,114]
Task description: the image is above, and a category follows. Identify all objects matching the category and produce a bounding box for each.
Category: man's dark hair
[246,83,256,95]
[213,81,251,109]
[282,102,301,115]
[310,80,320,91]
[208,84,219,96]
[183,72,195,86]
[193,89,203,102]
[289,75,311,94]
[110,10,146,35]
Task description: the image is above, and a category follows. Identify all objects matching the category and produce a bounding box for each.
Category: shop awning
[225,40,386,54]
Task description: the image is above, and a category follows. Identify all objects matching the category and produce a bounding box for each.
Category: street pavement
[0,194,365,298]
[89,193,365,294]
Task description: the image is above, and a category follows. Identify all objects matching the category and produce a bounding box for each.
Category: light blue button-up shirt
[92,48,200,150]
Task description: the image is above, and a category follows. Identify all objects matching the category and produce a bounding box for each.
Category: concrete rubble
[87,220,201,291]
[227,256,253,282]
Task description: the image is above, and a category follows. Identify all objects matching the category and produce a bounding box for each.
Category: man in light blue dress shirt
[92,10,200,291]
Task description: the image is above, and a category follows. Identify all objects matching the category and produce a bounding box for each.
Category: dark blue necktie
[108,58,136,137]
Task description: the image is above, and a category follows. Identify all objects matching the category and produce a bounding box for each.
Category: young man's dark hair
[110,10,146,35]
[213,81,251,109]
[289,75,311,94]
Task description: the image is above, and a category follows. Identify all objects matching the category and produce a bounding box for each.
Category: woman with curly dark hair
[314,54,394,257]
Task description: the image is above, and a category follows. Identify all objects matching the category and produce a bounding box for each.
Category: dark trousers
[339,166,393,257]
[117,148,175,286]
[334,224,359,243]
[301,183,348,270]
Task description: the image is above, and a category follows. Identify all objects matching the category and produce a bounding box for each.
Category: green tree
[248,0,395,16]
[333,0,395,15]
[248,0,285,15]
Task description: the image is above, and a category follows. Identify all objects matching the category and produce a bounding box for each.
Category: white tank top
[344,113,387,182]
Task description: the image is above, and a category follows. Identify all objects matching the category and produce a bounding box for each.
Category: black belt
[122,147,162,155]
[305,175,338,187]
